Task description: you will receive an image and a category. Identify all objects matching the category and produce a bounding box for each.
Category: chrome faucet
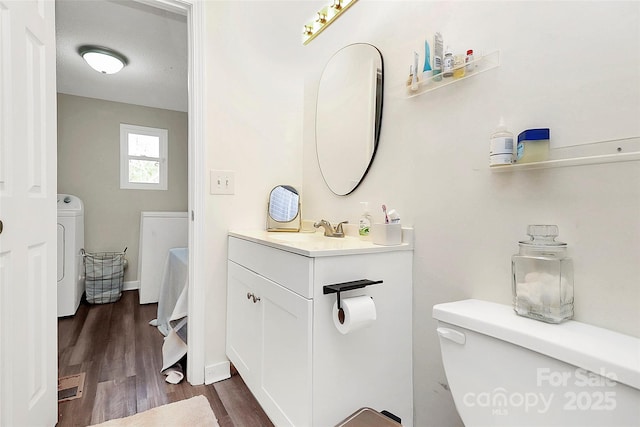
[314,219,348,238]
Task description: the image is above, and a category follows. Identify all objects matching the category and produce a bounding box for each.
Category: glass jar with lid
[512,225,574,323]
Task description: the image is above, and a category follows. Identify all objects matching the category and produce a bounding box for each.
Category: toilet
[433,299,640,426]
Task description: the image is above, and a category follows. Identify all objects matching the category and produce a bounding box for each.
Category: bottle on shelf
[489,118,514,167]
[411,51,419,91]
[465,49,474,73]
[453,54,465,79]
[433,32,443,82]
[406,65,417,95]
[443,47,454,78]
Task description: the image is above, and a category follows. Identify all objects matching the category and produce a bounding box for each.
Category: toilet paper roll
[332,295,377,334]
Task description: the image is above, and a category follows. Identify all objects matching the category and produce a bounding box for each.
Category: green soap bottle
[359,202,372,236]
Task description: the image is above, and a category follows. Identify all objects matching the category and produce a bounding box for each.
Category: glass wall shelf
[490,137,640,172]
[405,50,500,98]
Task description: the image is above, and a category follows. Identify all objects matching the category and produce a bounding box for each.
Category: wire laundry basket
[83,248,127,304]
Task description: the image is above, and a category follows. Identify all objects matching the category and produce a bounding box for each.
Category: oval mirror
[267,185,301,231]
[316,43,383,196]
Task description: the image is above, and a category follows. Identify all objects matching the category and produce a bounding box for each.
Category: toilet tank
[433,299,640,427]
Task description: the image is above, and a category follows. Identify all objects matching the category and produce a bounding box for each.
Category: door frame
[131,0,206,384]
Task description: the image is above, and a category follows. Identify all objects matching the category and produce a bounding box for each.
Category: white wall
[201,2,640,426]
[57,94,188,283]
[300,2,640,426]
[201,1,310,372]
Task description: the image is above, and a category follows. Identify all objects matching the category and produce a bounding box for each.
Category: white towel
[161,327,188,373]
[163,363,184,384]
[155,248,188,336]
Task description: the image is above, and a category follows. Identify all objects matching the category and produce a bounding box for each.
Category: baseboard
[123,280,140,291]
[204,360,231,385]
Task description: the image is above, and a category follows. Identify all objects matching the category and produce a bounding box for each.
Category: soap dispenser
[359,202,372,236]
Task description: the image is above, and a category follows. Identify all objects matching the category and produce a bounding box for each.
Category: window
[120,124,168,190]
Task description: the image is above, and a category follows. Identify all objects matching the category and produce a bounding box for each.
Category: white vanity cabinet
[227,260,312,427]
[227,231,413,427]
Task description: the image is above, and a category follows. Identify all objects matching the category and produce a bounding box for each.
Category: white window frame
[120,123,168,190]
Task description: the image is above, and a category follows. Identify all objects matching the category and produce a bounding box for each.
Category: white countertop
[228,228,413,257]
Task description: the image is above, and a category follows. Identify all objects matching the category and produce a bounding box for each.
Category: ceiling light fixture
[78,45,128,74]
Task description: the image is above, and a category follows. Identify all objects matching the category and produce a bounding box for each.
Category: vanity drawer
[228,236,313,299]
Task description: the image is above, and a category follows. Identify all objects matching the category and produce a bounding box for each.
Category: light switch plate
[210,170,235,195]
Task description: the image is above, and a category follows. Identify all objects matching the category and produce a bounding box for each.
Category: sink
[266,231,363,253]
[229,229,413,257]
[269,232,326,243]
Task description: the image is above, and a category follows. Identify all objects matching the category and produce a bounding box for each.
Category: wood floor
[58,290,274,427]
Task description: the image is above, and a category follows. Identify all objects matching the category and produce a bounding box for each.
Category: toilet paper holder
[323,279,383,310]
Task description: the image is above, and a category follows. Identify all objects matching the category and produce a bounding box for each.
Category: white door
[0,1,58,426]
[259,275,312,427]
[226,261,261,387]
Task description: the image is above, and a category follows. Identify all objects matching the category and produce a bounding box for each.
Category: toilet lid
[433,299,640,390]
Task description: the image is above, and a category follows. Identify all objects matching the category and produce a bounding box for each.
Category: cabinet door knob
[247,292,253,300]
[252,295,261,303]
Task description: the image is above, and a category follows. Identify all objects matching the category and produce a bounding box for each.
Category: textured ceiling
[56,0,188,112]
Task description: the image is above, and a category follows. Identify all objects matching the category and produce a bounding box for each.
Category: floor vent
[58,372,86,402]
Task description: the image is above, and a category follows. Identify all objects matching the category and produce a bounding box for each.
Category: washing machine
[57,194,85,317]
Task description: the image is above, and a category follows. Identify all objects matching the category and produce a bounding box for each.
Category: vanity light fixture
[78,45,128,74]
[302,0,358,45]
